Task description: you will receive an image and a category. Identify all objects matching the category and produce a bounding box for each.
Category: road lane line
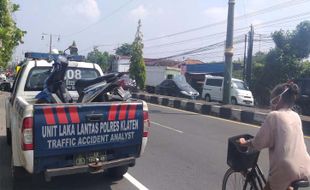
[124,173,149,190]
[148,103,310,139]
[151,121,184,134]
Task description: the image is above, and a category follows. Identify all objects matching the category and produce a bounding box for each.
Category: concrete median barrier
[219,107,232,119]
[161,98,169,106]
[132,92,310,131]
[302,119,310,136]
[185,102,195,112]
[201,104,212,115]
[173,100,181,109]
[241,111,255,124]
[210,105,220,116]
[138,94,146,101]
[150,96,159,104]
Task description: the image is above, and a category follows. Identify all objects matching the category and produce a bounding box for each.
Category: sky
[11,0,310,63]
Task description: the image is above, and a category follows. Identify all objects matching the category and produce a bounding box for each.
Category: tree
[115,43,132,56]
[129,20,146,90]
[251,21,310,105]
[0,1,26,68]
[301,60,310,78]
[86,47,115,72]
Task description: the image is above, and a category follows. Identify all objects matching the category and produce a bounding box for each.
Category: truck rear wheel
[6,128,11,146]
[11,160,28,181]
[107,166,128,179]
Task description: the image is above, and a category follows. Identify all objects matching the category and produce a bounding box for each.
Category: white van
[201,75,254,106]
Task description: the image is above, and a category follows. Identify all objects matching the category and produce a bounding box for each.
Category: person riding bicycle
[240,82,310,190]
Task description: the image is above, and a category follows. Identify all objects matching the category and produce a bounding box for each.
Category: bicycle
[222,134,310,190]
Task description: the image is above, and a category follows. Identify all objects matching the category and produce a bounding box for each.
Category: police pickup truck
[5,53,150,181]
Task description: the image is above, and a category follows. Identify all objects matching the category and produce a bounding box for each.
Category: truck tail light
[143,111,150,137]
[22,117,33,150]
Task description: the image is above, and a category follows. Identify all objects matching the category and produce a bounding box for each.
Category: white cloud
[154,7,164,15]
[251,19,263,26]
[202,7,227,22]
[63,0,101,21]
[130,5,149,19]
[77,0,100,20]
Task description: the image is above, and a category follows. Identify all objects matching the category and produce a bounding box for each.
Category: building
[111,56,131,73]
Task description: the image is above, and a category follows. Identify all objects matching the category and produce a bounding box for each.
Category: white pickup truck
[5,52,150,181]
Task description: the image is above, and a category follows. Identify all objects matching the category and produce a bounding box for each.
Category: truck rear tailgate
[33,102,143,171]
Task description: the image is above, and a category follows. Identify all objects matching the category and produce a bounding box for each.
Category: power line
[147,38,246,60]
[145,35,245,56]
[85,7,310,53]
[144,29,248,49]
[79,4,310,57]
[143,0,310,42]
[144,11,310,52]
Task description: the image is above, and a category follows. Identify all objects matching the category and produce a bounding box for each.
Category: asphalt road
[1,94,310,189]
[131,103,310,189]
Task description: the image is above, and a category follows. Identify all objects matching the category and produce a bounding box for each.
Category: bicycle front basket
[227,134,260,172]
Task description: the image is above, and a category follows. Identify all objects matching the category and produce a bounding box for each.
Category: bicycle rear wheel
[222,168,255,190]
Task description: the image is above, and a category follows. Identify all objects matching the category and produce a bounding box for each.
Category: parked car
[0,81,11,91]
[155,75,199,99]
[294,78,310,116]
[201,75,254,106]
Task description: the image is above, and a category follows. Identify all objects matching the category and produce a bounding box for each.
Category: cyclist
[239,82,310,190]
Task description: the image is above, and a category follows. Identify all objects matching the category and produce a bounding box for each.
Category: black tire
[222,168,254,190]
[11,156,29,181]
[6,127,11,146]
[107,166,128,179]
[231,97,238,105]
[205,94,211,102]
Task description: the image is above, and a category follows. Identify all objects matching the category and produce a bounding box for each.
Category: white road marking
[148,103,310,139]
[151,121,184,134]
[124,173,149,190]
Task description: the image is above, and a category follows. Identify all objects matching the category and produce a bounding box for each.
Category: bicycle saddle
[291,179,310,188]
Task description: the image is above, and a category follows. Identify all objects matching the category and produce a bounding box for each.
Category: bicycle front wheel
[222,168,254,190]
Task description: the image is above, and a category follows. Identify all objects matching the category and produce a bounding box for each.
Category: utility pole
[243,34,247,81]
[245,25,254,88]
[41,33,60,54]
[223,0,235,104]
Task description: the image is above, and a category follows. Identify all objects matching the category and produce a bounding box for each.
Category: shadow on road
[0,136,118,190]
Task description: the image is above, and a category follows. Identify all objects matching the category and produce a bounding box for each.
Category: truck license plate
[75,152,106,166]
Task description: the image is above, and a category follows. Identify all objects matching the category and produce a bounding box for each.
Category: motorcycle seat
[75,73,121,95]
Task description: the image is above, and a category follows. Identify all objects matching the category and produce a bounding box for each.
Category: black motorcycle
[35,55,131,104]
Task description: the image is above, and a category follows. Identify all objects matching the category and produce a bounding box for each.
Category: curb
[133,92,310,135]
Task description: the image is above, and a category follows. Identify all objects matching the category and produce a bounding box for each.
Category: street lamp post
[41,33,60,54]
[223,0,235,104]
